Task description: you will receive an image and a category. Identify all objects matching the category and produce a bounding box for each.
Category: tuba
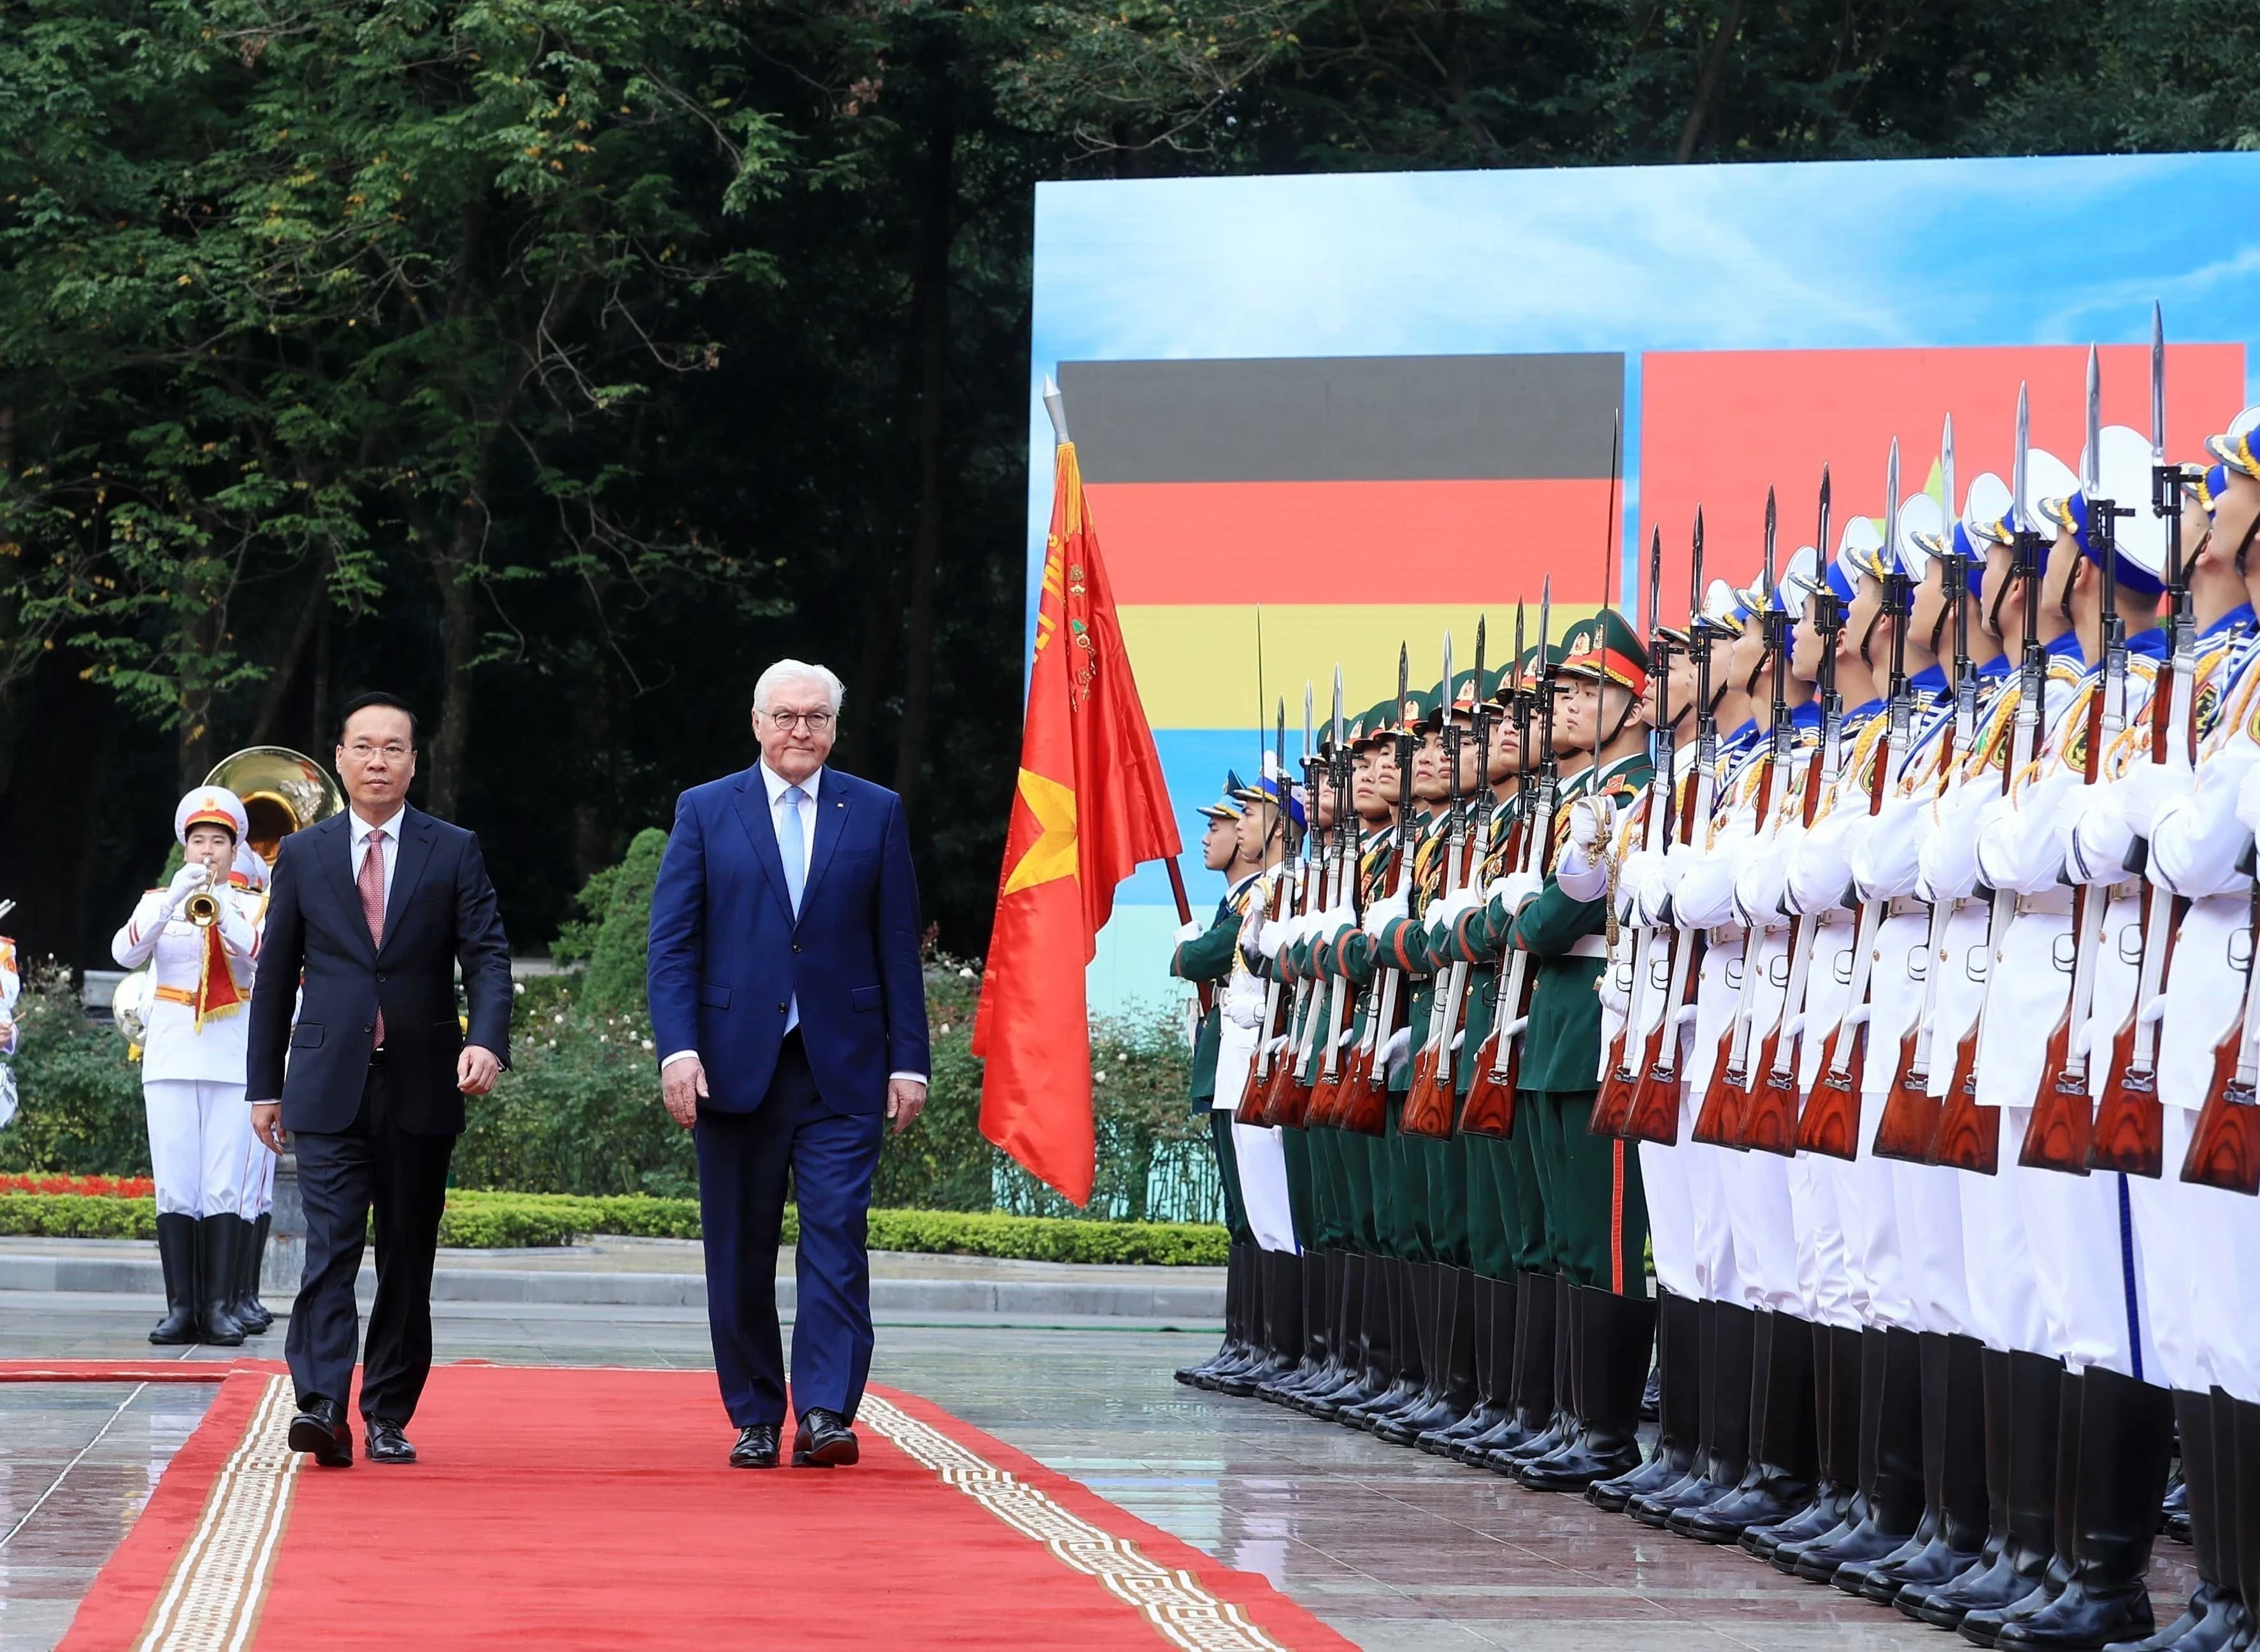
[203,746,346,865]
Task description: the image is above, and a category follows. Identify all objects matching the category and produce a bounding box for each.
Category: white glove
[1568,794,1613,855]
[1381,1025,1413,1081]
[1489,870,1543,913]
[1222,980,1266,1029]
[162,861,210,914]
[1361,891,1410,939]
[1173,918,1205,944]
[1425,887,1481,946]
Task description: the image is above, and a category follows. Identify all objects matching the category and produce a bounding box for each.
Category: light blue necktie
[779,785,807,917]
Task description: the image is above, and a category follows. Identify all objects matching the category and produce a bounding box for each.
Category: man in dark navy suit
[647,659,929,1469]
[248,692,513,1469]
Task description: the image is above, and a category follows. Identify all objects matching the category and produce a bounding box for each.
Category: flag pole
[1047,374,1198,937]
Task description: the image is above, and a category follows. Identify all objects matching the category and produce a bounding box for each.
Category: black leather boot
[1207,1243,1266,1392]
[1636,1299,1754,1525]
[1494,1274,1580,1470]
[1856,1330,1988,1602]
[1597,1287,1699,1511]
[1934,1353,2070,1637]
[1383,1263,1464,1444]
[1903,1344,2018,1622]
[1221,1250,1296,1396]
[1475,1270,1559,1470]
[1306,1252,1375,1417]
[1518,1286,1654,1492]
[1341,1258,1418,1428]
[229,1214,272,1334]
[1757,1321,1866,1565]
[1180,1240,1250,1386]
[1680,1309,1819,1542]
[1795,1326,1924,1581]
[2099,1387,2242,1652]
[197,1215,246,1346]
[149,1212,199,1345]
[1262,1248,1331,1402]
[2160,1470,2190,1546]
[1993,1367,2173,1648]
[1450,1274,1521,1461]
[1419,1269,1491,1455]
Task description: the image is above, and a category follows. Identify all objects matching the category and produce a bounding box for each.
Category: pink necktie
[359,829,387,1048]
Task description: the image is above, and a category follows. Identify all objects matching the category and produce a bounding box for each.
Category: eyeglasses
[763,711,835,732]
[343,743,412,762]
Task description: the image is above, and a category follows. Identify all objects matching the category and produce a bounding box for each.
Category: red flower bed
[0,1173,157,1199]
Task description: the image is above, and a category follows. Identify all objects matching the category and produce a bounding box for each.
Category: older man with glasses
[648,659,930,1470]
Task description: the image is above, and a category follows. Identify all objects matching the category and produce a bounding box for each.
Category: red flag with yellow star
[972,434,1181,1204]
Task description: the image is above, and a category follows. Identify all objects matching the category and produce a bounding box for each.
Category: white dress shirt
[350,804,407,909]
[662,762,924,1086]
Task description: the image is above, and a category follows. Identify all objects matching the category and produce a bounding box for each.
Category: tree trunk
[1676,0,1747,162]
[425,508,482,820]
[890,62,959,818]
[250,552,331,747]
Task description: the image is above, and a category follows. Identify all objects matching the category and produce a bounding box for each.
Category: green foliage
[578,827,670,1018]
[0,967,150,1178]
[0,1186,1223,1262]
[869,961,995,1212]
[0,1192,155,1239]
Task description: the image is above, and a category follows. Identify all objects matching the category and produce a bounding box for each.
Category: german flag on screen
[1059,353,1625,731]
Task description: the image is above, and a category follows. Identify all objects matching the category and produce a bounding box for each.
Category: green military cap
[1557,608,1649,696]
[1392,687,1436,734]
[1350,699,1395,748]
[1420,669,1485,729]
[1196,767,1249,820]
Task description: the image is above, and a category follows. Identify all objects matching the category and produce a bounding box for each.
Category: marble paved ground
[0,1290,2196,1651]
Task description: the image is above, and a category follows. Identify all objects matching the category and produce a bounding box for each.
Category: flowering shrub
[0,1172,155,1198]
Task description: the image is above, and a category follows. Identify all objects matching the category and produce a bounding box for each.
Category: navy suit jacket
[247,807,513,1136]
[646,764,928,1115]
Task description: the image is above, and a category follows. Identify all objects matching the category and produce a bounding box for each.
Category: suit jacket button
[362,1023,373,1034]
[778,1002,788,1013]
[792,942,801,953]
[376,972,387,982]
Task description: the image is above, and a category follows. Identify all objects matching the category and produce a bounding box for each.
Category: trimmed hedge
[0,1188,1227,1264]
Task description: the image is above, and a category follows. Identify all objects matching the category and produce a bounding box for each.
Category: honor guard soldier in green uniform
[1505,606,1657,1493]
[1171,774,1257,1389]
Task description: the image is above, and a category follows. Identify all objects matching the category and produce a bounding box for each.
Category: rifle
[1594,530,1673,1136]
[1403,629,1470,1138]
[1466,581,1561,1135]
[1692,489,1784,1146]
[1306,667,1359,1130]
[2183,865,2260,1194]
[1875,415,1967,1162]
[1624,511,1713,1145]
[1236,701,1292,1125]
[1463,602,1534,1137]
[1935,383,2043,1175]
[1258,685,1322,1127]
[1406,621,1492,1136]
[1744,470,1839,1156]
[2024,350,2127,1173]
[1336,644,1417,1137]
[1803,445,1909,1158]
[2093,306,2189,1176]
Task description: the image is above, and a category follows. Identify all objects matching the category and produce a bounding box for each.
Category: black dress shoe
[287,1398,353,1468]
[730,1425,780,1469]
[366,1419,417,1465]
[793,1407,860,1468]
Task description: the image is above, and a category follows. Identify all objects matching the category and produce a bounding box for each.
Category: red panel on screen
[1085,477,1617,606]
[1637,344,2245,622]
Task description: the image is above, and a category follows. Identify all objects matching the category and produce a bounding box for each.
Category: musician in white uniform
[111,788,263,1346]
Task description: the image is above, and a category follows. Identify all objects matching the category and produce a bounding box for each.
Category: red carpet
[31,1360,1350,1651]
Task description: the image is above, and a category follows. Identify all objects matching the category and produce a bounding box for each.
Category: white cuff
[889,1071,929,1086]
[661,1050,700,1072]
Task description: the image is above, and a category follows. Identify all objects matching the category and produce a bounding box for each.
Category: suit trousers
[696,1032,885,1430]
[286,1055,454,1423]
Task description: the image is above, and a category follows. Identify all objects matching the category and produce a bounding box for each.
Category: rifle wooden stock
[1336,1030,1392,1136]
[2183,1034,2260,1195]
[1873,1029,1943,1163]
[1690,1027,1749,1146]
[1739,1033,1801,1156]
[1622,932,1701,1146]
[1930,1024,2001,1174]
[2088,893,2178,1178]
[1401,1041,1455,1137]
[2088,1023,2163,1176]
[1589,1020,1640,1137]
[1461,957,1530,1138]
[2017,887,2098,1176]
[1594,933,1675,1139]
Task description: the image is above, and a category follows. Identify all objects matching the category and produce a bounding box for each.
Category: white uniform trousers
[1640,1132,1695,1301]
[1959,1114,2049,1356]
[143,1079,251,1220]
[1678,1087,1740,1303]
[238,1134,275,1220]
[1214,1016,1297,1254]
[1840,911,1931,1334]
[1785,914,1859,1328]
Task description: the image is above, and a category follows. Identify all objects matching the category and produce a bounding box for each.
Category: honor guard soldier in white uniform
[112,788,264,1346]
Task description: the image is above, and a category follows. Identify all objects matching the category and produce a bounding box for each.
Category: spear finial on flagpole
[1043,376,1070,445]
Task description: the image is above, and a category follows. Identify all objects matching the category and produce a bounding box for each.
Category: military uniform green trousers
[1339,1129,1380,1251]
[1415,1134,1469,1268]
[1523,1088,1647,1295]
[1463,1119,1520,1279]
[1208,1111,1251,1243]
[1280,1125,1315,1252]
[1301,1128,1354,1251]
[1382,1098,1424,1260]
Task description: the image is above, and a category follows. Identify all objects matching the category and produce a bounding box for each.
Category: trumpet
[184,886,222,928]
